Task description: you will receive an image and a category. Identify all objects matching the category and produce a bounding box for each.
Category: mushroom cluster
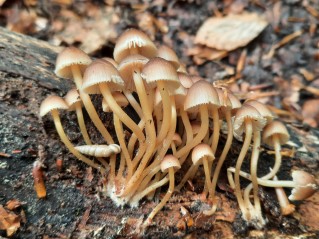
[40,28,317,228]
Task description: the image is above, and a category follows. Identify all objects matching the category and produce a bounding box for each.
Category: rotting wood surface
[0,27,318,239]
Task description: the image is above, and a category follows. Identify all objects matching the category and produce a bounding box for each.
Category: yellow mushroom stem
[250,129,263,222]
[119,69,156,197]
[114,114,132,180]
[143,167,175,226]
[205,109,233,215]
[175,105,209,158]
[99,84,146,146]
[51,109,104,173]
[156,81,172,145]
[128,98,177,197]
[71,65,113,144]
[74,101,92,145]
[234,118,253,220]
[123,90,143,119]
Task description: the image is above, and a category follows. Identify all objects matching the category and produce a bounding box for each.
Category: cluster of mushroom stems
[40,29,317,228]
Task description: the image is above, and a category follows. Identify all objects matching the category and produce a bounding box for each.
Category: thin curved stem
[75,104,92,145]
[71,65,113,144]
[234,119,252,220]
[144,168,175,226]
[51,110,104,173]
[205,109,233,215]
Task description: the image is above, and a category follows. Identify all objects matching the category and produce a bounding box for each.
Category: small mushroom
[55,47,113,144]
[39,95,103,172]
[143,155,181,226]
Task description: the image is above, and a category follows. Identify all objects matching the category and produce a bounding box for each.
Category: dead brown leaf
[0,205,21,237]
[195,12,268,51]
[187,45,228,65]
[6,199,22,210]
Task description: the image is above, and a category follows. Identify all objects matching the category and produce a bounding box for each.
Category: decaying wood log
[0,26,318,238]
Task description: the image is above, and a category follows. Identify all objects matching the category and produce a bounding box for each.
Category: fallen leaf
[187,45,228,65]
[6,199,22,210]
[195,12,268,51]
[0,205,21,237]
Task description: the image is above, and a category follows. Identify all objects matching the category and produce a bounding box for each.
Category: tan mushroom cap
[191,143,215,165]
[64,89,82,111]
[102,92,129,112]
[233,105,267,137]
[117,54,149,91]
[40,95,69,117]
[160,154,181,173]
[100,57,118,67]
[184,80,220,112]
[244,100,274,123]
[262,121,290,146]
[190,75,204,84]
[172,133,182,147]
[173,85,187,110]
[141,57,180,93]
[55,47,92,79]
[113,28,157,63]
[82,60,124,94]
[177,63,188,74]
[289,170,318,201]
[157,45,180,69]
[178,72,193,89]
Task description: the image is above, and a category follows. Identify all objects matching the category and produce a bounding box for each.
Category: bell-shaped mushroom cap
[102,92,129,112]
[178,72,193,89]
[141,57,180,93]
[113,28,157,63]
[244,100,274,123]
[82,60,124,94]
[55,47,92,79]
[118,54,149,91]
[177,63,188,74]
[228,91,242,112]
[100,57,118,67]
[40,95,69,117]
[174,85,187,110]
[157,45,180,69]
[192,143,215,165]
[64,89,82,111]
[184,80,220,112]
[262,121,290,146]
[190,75,204,84]
[234,105,267,137]
[160,154,181,173]
[289,170,318,201]
[172,133,182,147]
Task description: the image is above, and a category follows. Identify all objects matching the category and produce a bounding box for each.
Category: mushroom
[157,45,180,70]
[175,80,219,159]
[143,154,181,226]
[141,57,180,145]
[82,60,146,182]
[204,89,241,215]
[39,95,103,172]
[227,167,318,201]
[262,121,290,179]
[55,47,113,144]
[231,104,266,220]
[64,88,92,145]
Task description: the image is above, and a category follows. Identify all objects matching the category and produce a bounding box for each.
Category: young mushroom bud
[273,175,295,215]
